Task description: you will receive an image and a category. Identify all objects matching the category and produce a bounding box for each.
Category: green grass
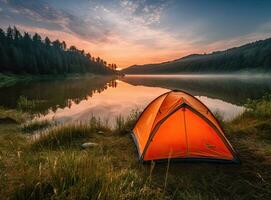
[1,96,271,199]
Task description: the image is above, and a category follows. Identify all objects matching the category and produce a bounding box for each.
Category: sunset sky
[1,0,271,68]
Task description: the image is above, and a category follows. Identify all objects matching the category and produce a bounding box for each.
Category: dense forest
[123,38,271,74]
[0,27,117,75]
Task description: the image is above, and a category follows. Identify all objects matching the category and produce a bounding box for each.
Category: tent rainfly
[131,90,239,163]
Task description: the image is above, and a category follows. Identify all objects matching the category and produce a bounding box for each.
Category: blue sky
[1,0,271,68]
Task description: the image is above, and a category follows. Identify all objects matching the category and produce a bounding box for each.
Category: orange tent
[132,90,239,163]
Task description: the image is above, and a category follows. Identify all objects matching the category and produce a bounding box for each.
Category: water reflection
[0,76,116,114]
[197,96,244,120]
[2,74,271,125]
[39,80,244,124]
[121,75,271,105]
[39,81,169,124]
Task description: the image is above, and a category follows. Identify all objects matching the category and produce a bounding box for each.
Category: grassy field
[0,95,271,200]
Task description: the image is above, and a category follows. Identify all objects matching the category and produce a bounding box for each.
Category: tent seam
[183,107,189,157]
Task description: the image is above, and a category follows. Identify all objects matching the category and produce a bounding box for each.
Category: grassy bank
[0,96,271,199]
[0,73,111,88]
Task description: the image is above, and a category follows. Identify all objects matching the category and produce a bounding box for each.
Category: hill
[0,26,117,75]
[123,38,271,74]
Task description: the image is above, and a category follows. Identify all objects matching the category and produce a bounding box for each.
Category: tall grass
[114,109,140,135]
[17,96,38,111]
[31,117,111,150]
[12,152,165,200]
[31,126,91,150]
[244,93,271,118]
[21,120,52,133]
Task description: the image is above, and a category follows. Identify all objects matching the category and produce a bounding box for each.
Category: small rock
[81,142,99,149]
[98,130,104,134]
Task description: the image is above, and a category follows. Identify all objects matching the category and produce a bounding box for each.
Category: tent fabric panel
[133,93,167,155]
[175,91,224,135]
[184,108,233,160]
[143,109,187,160]
[149,91,224,136]
[150,92,184,133]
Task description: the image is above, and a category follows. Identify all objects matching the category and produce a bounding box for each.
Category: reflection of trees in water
[0,76,118,114]
[121,76,271,105]
[108,80,118,88]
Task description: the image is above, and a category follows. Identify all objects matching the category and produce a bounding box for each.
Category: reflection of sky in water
[39,80,245,125]
[197,96,245,120]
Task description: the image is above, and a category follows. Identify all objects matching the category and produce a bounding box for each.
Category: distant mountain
[123,38,271,74]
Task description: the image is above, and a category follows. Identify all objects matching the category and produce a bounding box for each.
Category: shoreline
[0,73,119,88]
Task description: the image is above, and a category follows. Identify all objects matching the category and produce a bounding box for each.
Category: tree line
[0,26,117,75]
[124,37,271,74]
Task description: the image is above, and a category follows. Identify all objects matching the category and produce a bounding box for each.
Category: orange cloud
[15,20,271,69]
[16,24,192,68]
[2,0,271,69]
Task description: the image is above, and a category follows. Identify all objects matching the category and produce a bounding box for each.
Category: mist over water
[125,73,271,79]
[122,74,271,105]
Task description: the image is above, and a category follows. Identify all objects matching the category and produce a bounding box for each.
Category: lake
[1,74,271,126]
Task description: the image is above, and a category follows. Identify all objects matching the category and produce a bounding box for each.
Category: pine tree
[0,27,116,75]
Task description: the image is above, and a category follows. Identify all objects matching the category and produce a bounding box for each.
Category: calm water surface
[1,74,271,125]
